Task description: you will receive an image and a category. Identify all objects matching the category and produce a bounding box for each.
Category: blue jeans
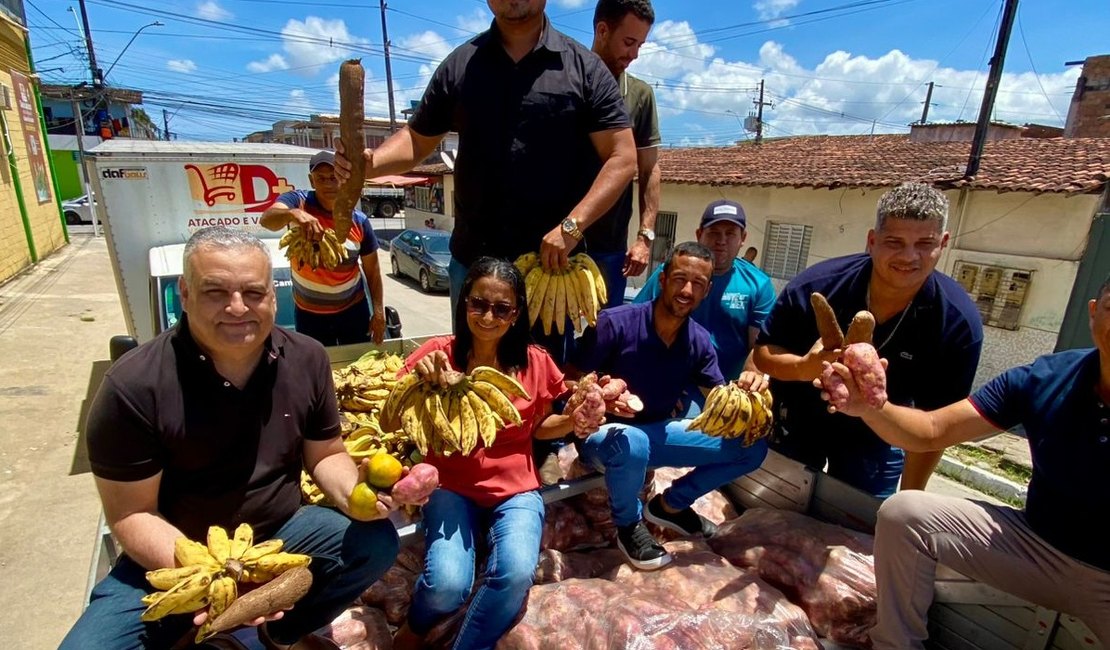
[409,489,544,650]
[589,250,627,310]
[60,506,400,649]
[294,299,371,346]
[577,419,769,527]
[772,426,905,498]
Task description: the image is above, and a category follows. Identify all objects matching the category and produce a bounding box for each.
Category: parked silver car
[62,193,99,225]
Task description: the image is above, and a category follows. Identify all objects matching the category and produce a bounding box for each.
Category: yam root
[843,343,887,409]
[567,373,606,435]
[844,311,876,345]
[332,59,365,243]
[208,566,313,634]
[810,293,844,349]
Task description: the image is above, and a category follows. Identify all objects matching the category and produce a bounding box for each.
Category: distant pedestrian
[743,246,758,263]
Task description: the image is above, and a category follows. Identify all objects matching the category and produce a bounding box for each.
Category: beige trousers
[869,490,1110,649]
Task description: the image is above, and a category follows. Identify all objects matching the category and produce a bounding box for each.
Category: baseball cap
[309,150,335,171]
[699,199,747,230]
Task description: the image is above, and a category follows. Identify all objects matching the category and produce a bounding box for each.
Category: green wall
[50,149,82,200]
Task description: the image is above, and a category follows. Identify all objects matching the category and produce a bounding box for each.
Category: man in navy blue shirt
[573,242,769,570]
[754,183,983,497]
[819,275,1110,649]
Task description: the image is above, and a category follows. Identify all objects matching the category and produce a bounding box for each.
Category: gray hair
[875,182,949,233]
[182,226,272,287]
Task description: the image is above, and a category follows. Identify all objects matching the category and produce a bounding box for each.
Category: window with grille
[953,262,1032,330]
[647,211,678,274]
[761,222,812,280]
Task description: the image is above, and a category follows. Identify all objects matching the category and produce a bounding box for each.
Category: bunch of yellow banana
[686,383,775,446]
[334,350,406,412]
[141,523,311,643]
[514,252,607,335]
[300,471,327,505]
[379,366,529,457]
[279,226,346,271]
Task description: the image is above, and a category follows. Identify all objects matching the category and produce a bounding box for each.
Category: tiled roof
[412,162,451,175]
[658,135,1110,194]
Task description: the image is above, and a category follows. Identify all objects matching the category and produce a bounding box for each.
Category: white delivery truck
[85,139,400,346]
[87,140,309,344]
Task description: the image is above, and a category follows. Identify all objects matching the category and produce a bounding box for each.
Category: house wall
[0,18,67,285]
[644,181,1101,387]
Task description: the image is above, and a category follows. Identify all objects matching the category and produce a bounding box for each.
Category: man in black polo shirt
[61,227,400,650]
[334,0,636,346]
[589,0,661,308]
[818,275,1110,648]
[753,183,983,498]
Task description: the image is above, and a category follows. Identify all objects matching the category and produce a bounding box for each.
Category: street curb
[937,455,1028,504]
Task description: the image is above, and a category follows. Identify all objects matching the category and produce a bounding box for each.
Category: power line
[1015,10,1063,122]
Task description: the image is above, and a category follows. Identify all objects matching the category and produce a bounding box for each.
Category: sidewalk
[0,235,126,648]
[939,432,1032,506]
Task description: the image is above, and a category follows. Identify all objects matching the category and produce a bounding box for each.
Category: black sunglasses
[465,296,517,321]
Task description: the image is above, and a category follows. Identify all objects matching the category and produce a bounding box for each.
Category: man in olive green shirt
[590,0,662,308]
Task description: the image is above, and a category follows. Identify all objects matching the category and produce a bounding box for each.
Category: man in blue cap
[635,199,776,385]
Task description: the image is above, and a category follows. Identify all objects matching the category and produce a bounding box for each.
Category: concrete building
[1065,54,1110,139]
[0,4,67,284]
[648,127,1110,386]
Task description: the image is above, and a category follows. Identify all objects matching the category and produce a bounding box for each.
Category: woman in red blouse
[394,257,578,650]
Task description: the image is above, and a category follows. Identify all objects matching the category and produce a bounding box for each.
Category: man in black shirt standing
[589,0,662,308]
[61,227,400,650]
[335,0,636,353]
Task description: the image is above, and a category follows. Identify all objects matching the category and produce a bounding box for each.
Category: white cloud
[396,31,453,67]
[167,59,197,73]
[279,17,371,76]
[247,54,289,73]
[754,0,799,23]
[551,0,590,7]
[457,8,492,35]
[287,89,313,116]
[627,23,1077,144]
[196,0,232,20]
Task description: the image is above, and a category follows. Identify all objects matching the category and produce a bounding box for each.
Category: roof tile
[658,135,1110,194]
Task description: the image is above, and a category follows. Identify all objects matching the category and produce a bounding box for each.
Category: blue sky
[27,0,1110,144]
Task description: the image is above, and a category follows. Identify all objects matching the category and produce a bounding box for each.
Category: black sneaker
[616,520,672,571]
[644,493,718,538]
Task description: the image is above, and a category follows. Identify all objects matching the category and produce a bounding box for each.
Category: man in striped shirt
[261,150,386,346]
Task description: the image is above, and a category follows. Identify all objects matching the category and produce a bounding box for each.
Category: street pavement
[0,234,993,647]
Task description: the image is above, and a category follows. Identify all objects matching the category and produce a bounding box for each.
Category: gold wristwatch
[561,217,583,241]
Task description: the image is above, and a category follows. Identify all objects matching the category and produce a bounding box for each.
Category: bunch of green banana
[379,365,529,457]
[278,226,345,271]
[686,383,775,446]
[334,350,406,412]
[140,524,311,643]
[514,252,607,336]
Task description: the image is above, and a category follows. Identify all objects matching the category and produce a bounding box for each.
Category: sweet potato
[821,364,851,410]
[390,463,439,505]
[597,375,644,413]
[810,293,844,349]
[332,59,365,243]
[572,385,606,436]
[843,343,887,409]
[209,566,313,634]
[844,311,876,345]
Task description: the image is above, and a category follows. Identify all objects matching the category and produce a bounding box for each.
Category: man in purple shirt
[573,242,769,570]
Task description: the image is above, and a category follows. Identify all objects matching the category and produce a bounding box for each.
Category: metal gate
[1055,209,1110,351]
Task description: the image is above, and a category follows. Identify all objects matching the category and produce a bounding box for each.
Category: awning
[365,174,434,187]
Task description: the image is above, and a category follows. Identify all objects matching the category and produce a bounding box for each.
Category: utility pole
[77,0,101,86]
[920,81,934,124]
[753,79,772,144]
[163,109,171,141]
[966,0,1019,178]
[380,1,398,132]
[71,97,99,237]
